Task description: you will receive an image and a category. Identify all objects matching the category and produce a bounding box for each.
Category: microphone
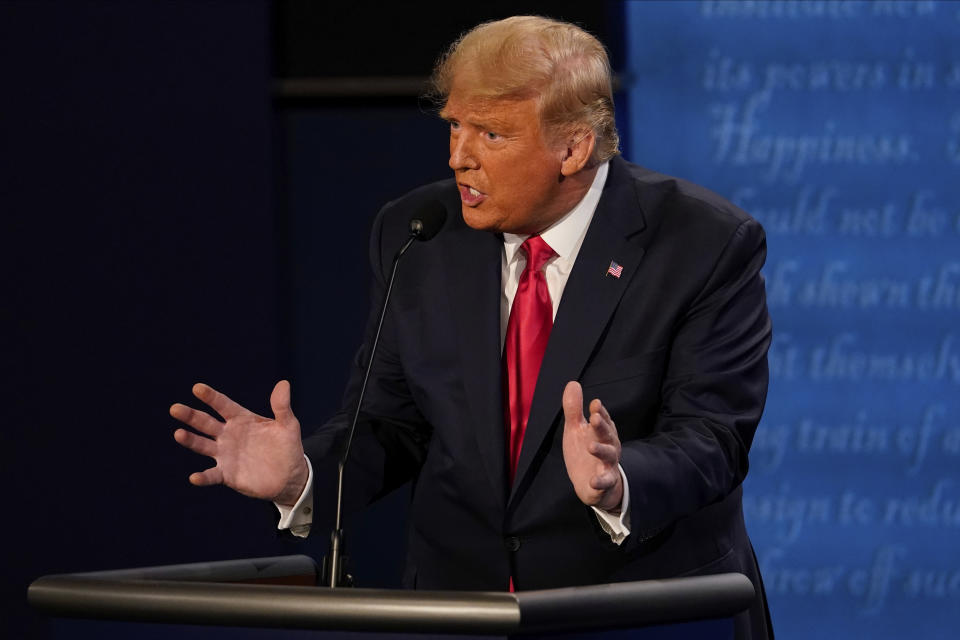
[408,200,446,242]
[322,201,447,588]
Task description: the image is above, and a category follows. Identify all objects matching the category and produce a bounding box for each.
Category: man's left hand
[561,381,623,512]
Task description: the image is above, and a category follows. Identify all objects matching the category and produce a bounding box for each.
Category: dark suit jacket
[304,156,774,639]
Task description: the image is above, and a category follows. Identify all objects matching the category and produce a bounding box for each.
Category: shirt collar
[502,161,609,264]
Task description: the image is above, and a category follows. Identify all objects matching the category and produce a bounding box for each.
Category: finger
[189,466,224,487]
[589,411,616,443]
[562,381,586,427]
[173,428,218,458]
[270,379,294,423]
[588,441,620,465]
[590,469,620,492]
[589,398,612,425]
[193,382,247,420]
[170,403,223,437]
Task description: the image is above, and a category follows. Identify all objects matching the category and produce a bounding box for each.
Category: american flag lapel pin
[606,260,623,278]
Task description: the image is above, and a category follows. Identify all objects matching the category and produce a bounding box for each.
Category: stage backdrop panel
[624,2,960,638]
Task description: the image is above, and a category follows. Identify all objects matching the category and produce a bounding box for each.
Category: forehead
[441,85,543,131]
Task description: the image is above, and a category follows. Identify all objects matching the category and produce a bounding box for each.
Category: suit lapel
[442,220,508,501]
[509,159,648,504]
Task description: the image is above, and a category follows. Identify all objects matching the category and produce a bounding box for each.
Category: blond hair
[430,16,620,163]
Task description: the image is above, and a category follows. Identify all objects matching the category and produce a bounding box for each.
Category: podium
[29,555,754,638]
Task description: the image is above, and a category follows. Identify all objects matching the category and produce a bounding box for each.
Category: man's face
[441,85,573,235]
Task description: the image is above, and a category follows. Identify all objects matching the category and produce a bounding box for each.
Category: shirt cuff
[591,464,632,545]
[274,454,314,538]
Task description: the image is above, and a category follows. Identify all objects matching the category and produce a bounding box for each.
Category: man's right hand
[171,380,308,506]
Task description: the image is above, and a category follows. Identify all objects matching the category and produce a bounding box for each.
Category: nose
[449,131,479,171]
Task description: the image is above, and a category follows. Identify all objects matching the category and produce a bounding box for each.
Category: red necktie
[503,235,555,485]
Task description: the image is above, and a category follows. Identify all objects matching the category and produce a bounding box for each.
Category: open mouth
[458,184,487,206]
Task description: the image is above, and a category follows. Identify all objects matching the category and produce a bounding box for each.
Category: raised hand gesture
[171,380,308,506]
[561,381,624,512]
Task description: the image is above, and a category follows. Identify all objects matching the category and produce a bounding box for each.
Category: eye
[485,131,501,141]
[449,120,461,132]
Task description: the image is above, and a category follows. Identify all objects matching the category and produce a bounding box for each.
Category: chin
[461,205,501,232]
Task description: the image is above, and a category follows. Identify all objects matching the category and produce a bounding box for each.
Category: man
[172,16,773,639]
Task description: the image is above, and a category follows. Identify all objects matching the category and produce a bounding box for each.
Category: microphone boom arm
[323,224,423,588]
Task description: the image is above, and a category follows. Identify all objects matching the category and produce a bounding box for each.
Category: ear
[559,129,596,177]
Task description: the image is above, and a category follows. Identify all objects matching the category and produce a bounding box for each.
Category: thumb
[270,379,294,422]
[562,381,586,427]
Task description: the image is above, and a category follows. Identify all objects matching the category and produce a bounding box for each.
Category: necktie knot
[521,235,555,274]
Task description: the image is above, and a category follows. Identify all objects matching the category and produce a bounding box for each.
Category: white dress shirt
[278,161,631,544]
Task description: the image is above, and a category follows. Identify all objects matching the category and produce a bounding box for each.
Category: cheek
[498,158,550,195]
[513,166,559,206]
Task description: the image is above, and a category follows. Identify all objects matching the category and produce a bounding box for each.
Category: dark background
[2,1,620,637]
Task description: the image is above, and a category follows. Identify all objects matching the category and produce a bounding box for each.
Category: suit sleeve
[619,217,771,544]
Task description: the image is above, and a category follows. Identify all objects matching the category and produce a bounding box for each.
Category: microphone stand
[322,223,424,588]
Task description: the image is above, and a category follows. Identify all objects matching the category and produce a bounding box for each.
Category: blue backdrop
[624,2,960,638]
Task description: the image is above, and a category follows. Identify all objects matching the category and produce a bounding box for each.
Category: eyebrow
[440,111,516,134]
[482,116,515,132]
